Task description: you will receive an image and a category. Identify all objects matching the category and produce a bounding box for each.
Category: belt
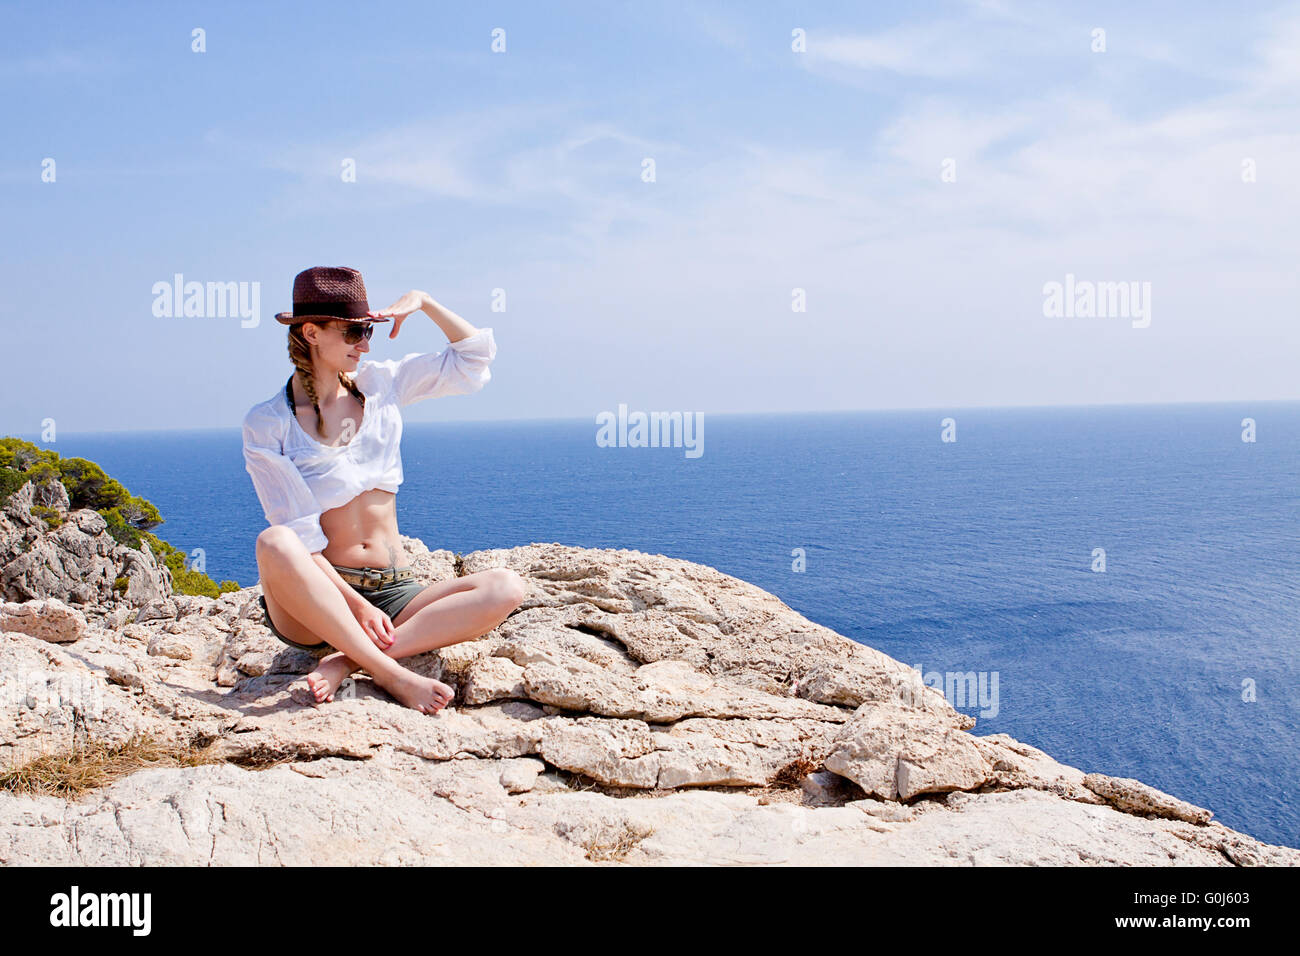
[333,565,415,590]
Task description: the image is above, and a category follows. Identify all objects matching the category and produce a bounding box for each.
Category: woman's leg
[306,568,526,702]
[256,525,454,713]
[389,567,527,653]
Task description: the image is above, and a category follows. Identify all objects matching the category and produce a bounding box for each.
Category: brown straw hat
[273,266,391,325]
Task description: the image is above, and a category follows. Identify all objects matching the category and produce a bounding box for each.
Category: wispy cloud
[0,49,122,78]
[251,101,683,245]
[678,6,751,56]
[808,20,990,78]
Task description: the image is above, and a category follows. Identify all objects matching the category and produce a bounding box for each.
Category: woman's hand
[369,290,429,340]
[352,600,396,651]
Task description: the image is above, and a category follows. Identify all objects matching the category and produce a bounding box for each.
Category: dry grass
[0,734,221,799]
[580,821,656,862]
[770,754,824,787]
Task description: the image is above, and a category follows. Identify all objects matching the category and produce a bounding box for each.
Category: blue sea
[30,402,1299,848]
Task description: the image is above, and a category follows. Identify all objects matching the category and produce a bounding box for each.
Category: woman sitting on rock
[241,266,525,715]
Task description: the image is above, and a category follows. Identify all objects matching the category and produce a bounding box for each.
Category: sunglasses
[334,321,376,345]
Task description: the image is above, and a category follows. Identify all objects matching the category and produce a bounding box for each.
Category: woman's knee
[488,567,526,608]
[256,525,305,564]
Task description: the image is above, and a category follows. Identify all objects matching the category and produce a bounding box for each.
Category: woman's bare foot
[306,653,360,703]
[374,666,455,715]
[306,654,455,713]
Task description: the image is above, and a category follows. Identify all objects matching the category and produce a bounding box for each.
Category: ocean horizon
[14,398,1298,849]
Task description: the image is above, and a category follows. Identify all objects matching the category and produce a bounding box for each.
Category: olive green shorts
[258,564,426,656]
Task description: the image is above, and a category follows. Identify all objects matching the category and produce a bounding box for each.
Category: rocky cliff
[0,499,1293,864]
[0,479,173,607]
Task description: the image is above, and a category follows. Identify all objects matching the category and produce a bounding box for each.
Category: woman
[242,266,525,715]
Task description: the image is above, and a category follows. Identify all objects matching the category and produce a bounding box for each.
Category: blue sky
[3,0,1298,434]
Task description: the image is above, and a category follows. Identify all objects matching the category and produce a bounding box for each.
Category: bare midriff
[319,487,411,569]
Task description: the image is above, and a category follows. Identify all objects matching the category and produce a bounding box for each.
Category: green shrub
[116,495,162,531]
[30,505,62,530]
[101,507,142,550]
[56,457,129,512]
[169,570,222,598]
[0,466,28,505]
[0,437,57,473]
[155,537,226,598]
[1,435,235,599]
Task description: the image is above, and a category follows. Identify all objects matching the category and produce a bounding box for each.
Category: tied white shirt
[241,327,497,554]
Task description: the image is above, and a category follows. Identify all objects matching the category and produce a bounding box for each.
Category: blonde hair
[287,322,364,440]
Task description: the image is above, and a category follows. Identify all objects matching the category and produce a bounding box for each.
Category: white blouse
[241,327,497,554]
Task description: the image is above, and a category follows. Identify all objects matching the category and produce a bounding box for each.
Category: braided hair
[287,322,365,440]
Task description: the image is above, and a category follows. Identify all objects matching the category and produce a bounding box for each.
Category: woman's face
[305,320,371,371]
